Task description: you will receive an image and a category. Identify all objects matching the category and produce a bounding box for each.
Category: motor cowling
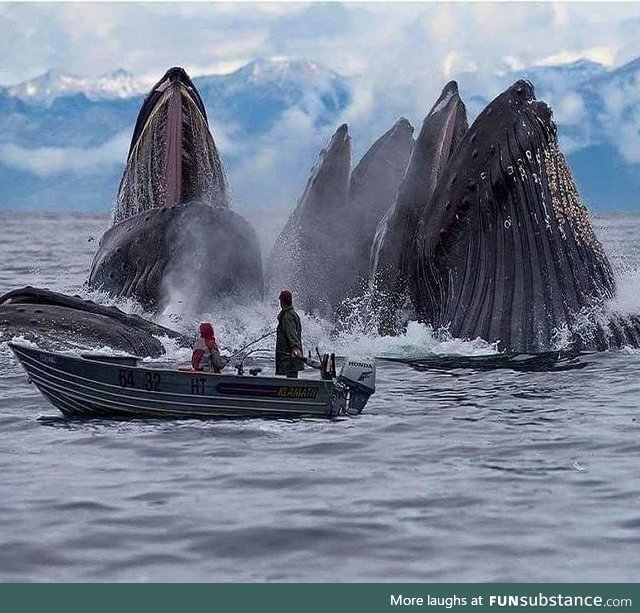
[337,356,376,414]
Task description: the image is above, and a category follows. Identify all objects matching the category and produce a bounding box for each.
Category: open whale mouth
[410,79,617,353]
[87,66,263,312]
[132,69,204,210]
[128,67,208,157]
[113,66,228,224]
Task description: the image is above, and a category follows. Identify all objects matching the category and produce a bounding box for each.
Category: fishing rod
[225,329,276,363]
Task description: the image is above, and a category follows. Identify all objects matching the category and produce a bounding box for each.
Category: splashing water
[6,212,640,583]
[5,213,640,365]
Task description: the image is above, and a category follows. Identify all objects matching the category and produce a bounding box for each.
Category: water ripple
[3,214,640,581]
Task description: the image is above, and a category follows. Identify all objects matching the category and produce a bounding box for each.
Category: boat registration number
[118,369,161,391]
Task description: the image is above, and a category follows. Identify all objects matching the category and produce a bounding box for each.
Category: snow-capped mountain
[233,57,338,86]
[0,56,638,212]
[193,58,350,137]
[0,58,352,211]
[7,69,153,105]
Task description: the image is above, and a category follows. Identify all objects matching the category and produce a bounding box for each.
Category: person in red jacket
[191,322,228,373]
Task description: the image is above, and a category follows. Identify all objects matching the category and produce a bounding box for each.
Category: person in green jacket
[276,289,304,378]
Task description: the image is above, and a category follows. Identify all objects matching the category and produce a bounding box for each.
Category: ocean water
[1,211,640,582]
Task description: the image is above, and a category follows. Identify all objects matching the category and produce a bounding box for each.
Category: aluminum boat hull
[8,343,360,419]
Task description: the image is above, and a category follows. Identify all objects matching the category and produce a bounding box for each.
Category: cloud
[534,48,616,68]
[614,121,640,164]
[3,3,640,100]
[0,3,281,83]
[0,131,129,177]
[597,76,640,164]
[556,92,587,125]
[3,2,640,208]
[222,101,335,256]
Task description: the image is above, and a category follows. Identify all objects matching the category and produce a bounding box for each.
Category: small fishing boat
[8,342,376,419]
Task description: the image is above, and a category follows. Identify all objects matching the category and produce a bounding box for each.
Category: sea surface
[1,212,640,582]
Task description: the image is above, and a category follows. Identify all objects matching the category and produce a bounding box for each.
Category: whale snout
[531,100,555,132]
[512,79,535,101]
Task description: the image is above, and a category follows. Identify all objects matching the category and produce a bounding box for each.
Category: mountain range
[0,57,638,214]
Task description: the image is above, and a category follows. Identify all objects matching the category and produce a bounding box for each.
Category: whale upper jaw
[113,66,229,225]
[127,67,209,158]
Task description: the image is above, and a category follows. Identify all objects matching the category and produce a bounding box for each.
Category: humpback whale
[0,287,189,357]
[88,67,263,313]
[371,81,468,332]
[345,118,414,298]
[1,67,262,358]
[3,69,639,359]
[408,80,637,353]
[267,119,414,315]
[267,123,352,316]
[269,78,639,353]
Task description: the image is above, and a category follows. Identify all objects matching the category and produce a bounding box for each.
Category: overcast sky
[2,2,640,88]
[5,1,640,143]
[2,1,640,215]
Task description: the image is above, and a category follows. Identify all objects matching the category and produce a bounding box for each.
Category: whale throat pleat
[412,81,615,353]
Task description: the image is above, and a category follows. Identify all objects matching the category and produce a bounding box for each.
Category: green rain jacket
[276,305,304,375]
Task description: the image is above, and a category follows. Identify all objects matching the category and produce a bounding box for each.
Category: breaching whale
[1,67,262,358]
[408,80,639,353]
[267,119,414,315]
[345,118,414,299]
[267,123,352,316]
[0,287,189,357]
[88,67,263,313]
[371,81,468,333]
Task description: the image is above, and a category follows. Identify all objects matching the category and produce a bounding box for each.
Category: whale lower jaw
[89,204,264,314]
[370,81,468,334]
[407,80,620,354]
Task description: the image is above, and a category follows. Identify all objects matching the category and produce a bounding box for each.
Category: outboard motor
[337,356,376,415]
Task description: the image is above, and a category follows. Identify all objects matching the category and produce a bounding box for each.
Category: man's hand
[291,347,302,359]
